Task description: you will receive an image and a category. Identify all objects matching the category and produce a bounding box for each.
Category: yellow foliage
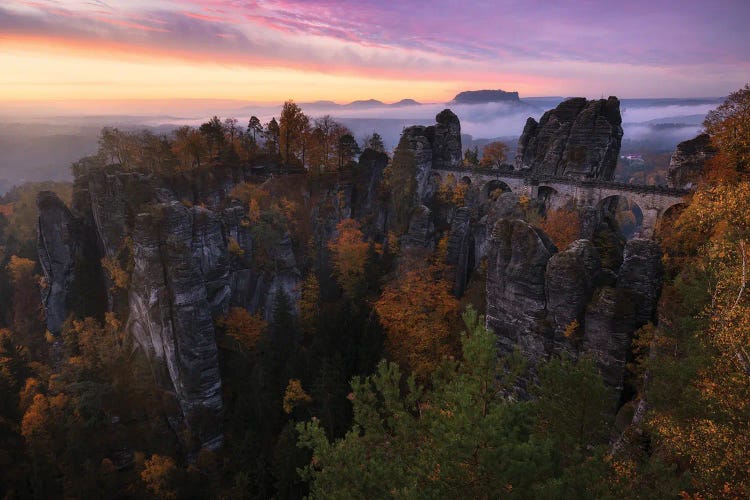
[328,218,369,298]
[228,237,245,257]
[562,319,580,340]
[283,379,312,414]
[141,454,178,500]
[101,256,130,290]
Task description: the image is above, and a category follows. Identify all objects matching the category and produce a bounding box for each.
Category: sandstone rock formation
[486,219,557,359]
[485,221,663,393]
[515,97,623,180]
[667,133,717,189]
[400,109,462,202]
[37,191,81,334]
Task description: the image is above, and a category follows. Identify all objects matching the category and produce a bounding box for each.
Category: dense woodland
[0,85,749,499]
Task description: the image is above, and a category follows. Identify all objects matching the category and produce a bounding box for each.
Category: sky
[0,0,749,110]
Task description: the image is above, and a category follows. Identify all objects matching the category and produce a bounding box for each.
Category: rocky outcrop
[515,97,623,180]
[37,191,81,334]
[128,203,223,449]
[486,219,557,359]
[401,205,436,251]
[545,240,601,354]
[432,109,462,170]
[445,207,474,296]
[400,109,462,202]
[485,222,663,393]
[37,162,312,450]
[667,133,716,189]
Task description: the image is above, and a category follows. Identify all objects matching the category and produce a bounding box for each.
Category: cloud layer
[1,0,749,101]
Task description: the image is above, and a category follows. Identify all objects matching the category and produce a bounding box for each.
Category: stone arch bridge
[433,167,692,237]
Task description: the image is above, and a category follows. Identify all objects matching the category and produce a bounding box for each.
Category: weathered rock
[401,205,436,250]
[398,109,462,203]
[445,207,474,296]
[400,126,435,203]
[582,238,663,390]
[515,97,623,180]
[432,109,462,170]
[486,219,557,359]
[667,133,716,189]
[37,191,80,334]
[545,239,601,353]
[127,202,223,449]
[617,238,663,326]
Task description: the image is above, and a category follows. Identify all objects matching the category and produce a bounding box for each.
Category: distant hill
[452,89,521,104]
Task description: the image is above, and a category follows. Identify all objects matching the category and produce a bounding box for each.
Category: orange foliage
[218,307,267,352]
[282,379,312,414]
[480,141,509,168]
[0,203,13,217]
[328,218,370,298]
[298,273,320,336]
[374,260,459,379]
[141,454,178,499]
[538,208,581,250]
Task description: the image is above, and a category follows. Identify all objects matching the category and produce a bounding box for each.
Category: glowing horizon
[1,0,748,109]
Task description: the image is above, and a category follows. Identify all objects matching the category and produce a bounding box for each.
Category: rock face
[401,205,436,251]
[36,163,313,449]
[400,109,462,202]
[432,109,462,170]
[485,222,663,393]
[545,240,601,354]
[37,191,81,334]
[667,133,716,189]
[486,219,557,359]
[445,207,474,296]
[515,97,623,180]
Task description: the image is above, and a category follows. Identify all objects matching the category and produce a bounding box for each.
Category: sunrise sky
[1,0,749,108]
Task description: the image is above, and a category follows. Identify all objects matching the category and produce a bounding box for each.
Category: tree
[298,307,619,498]
[362,132,385,153]
[328,218,370,299]
[337,133,360,170]
[7,256,43,355]
[282,379,312,414]
[538,208,581,250]
[463,146,479,167]
[172,126,207,170]
[247,116,262,144]
[279,100,308,166]
[199,116,227,159]
[298,273,320,336]
[218,307,268,353]
[374,257,459,379]
[703,83,750,173]
[141,455,179,499]
[480,141,509,168]
[264,118,281,158]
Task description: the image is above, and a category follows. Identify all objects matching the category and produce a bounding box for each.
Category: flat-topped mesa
[515,97,623,181]
[452,89,520,104]
[667,133,717,189]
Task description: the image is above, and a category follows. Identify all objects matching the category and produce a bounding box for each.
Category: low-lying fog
[0,96,722,193]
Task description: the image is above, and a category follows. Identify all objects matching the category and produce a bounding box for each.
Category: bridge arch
[482,179,512,202]
[461,175,472,186]
[597,195,644,239]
